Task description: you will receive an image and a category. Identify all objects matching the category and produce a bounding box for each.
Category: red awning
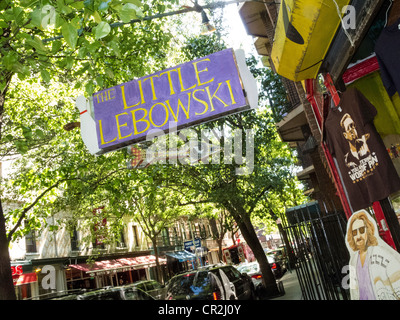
[69,255,166,275]
[13,273,37,286]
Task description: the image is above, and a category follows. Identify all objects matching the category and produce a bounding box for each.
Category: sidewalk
[271,270,303,300]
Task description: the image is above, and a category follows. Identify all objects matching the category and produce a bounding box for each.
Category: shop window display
[374,0,400,223]
[323,86,400,212]
[321,0,400,225]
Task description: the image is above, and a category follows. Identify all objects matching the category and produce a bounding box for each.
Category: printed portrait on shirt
[325,88,400,211]
[339,113,378,183]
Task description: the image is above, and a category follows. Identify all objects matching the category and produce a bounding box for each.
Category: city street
[2,0,400,302]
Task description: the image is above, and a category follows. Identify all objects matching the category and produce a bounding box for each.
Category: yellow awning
[271,0,351,82]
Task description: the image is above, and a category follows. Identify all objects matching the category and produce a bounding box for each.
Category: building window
[195,224,201,238]
[93,241,105,250]
[182,224,187,240]
[132,225,139,247]
[71,228,79,251]
[172,227,181,245]
[93,216,107,249]
[162,228,170,246]
[25,230,37,253]
[201,225,207,239]
[207,225,212,238]
[117,230,126,248]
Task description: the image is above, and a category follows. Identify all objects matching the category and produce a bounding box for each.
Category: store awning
[69,255,166,276]
[165,250,196,262]
[271,0,351,82]
[13,273,37,286]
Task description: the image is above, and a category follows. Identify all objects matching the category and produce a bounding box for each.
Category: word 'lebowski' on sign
[97,79,238,143]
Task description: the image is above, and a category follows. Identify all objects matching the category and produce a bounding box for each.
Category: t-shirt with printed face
[324,88,400,211]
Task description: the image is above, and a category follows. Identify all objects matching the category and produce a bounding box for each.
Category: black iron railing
[281,202,350,300]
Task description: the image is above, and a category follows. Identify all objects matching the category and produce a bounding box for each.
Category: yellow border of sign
[271,0,351,82]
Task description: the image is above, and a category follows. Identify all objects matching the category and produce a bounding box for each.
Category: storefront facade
[239,0,400,251]
[8,209,236,298]
[8,208,166,299]
[11,262,38,300]
[68,254,166,289]
[303,0,400,250]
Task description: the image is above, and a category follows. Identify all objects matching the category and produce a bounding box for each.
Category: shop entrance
[66,267,96,290]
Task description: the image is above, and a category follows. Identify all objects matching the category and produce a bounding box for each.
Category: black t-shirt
[375,18,400,96]
[324,88,400,211]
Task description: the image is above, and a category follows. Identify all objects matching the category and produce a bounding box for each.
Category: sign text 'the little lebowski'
[92,49,249,153]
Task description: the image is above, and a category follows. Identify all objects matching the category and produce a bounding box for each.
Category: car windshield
[124,287,155,300]
[268,248,285,256]
[237,263,259,273]
[267,256,275,263]
[168,272,210,296]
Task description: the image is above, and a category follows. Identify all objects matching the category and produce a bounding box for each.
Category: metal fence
[282,201,350,300]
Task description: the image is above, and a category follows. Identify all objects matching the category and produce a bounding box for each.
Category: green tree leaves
[0,0,182,299]
[62,22,78,49]
[120,3,142,23]
[94,21,111,39]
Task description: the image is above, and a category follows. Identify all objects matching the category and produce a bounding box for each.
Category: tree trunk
[236,214,279,297]
[0,199,16,300]
[231,233,236,245]
[269,210,297,269]
[209,218,223,262]
[152,237,162,283]
[224,201,279,297]
[216,238,223,262]
[0,86,16,300]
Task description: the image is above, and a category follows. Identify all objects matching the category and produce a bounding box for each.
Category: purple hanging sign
[92,49,248,152]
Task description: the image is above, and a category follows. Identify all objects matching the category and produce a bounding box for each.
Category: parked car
[266,248,285,261]
[165,264,257,300]
[27,288,85,300]
[235,262,264,293]
[266,248,286,268]
[128,280,166,300]
[237,256,284,283]
[73,285,155,300]
[51,293,81,300]
[267,245,298,269]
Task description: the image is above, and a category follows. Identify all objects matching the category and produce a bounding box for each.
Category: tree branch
[7,177,73,242]
[178,199,212,207]
[247,185,272,216]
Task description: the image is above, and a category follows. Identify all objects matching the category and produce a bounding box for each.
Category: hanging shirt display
[324,88,400,211]
[375,17,400,97]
